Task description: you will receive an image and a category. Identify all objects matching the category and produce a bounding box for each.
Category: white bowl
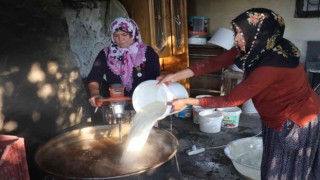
[224,137,262,180]
[207,28,235,50]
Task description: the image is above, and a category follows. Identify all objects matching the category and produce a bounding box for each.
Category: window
[296,0,320,18]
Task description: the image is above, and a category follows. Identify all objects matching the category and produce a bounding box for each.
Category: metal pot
[35,124,182,180]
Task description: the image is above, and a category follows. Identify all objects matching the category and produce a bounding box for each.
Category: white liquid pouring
[121,101,167,163]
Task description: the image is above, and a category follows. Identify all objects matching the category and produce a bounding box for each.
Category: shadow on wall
[0,0,93,178]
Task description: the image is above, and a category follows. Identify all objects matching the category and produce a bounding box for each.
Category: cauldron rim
[34,124,179,179]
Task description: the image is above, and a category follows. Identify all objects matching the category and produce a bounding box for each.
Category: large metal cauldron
[35,124,182,180]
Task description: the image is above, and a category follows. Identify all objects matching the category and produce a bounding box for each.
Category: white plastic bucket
[192,95,213,124]
[198,109,223,133]
[193,106,204,124]
[242,99,258,113]
[132,80,189,120]
[217,107,242,128]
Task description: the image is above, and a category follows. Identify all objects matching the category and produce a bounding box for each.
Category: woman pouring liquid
[157,8,320,179]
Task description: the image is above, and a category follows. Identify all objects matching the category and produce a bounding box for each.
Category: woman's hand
[157,69,194,85]
[156,73,176,85]
[170,98,200,112]
[170,99,188,112]
[89,95,102,107]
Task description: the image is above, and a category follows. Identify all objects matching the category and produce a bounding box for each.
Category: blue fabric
[261,116,320,179]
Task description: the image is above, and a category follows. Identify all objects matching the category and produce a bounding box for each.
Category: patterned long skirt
[261,115,320,180]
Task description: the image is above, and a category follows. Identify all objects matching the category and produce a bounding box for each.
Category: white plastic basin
[224,137,262,180]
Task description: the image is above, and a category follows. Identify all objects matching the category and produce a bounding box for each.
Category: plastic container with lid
[188,16,209,36]
[217,107,242,128]
[175,104,193,118]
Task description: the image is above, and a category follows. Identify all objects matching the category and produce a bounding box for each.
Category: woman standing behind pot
[157,8,320,179]
[87,17,160,124]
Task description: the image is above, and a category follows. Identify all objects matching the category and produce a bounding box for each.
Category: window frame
[295,0,320,18]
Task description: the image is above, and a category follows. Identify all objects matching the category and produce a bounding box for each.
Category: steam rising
[35,92,178,178]
[35,125,177,178]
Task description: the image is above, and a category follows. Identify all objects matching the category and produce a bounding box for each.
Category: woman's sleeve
[189,47,239,77]
[199,67,279,108]
[144,46,160,80]
[86,50,106,85]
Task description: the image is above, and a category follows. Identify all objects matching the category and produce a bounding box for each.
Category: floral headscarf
[104,17,147,91]
[231,8,300,77]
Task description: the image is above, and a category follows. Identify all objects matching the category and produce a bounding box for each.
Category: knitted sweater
[190,47,320,131]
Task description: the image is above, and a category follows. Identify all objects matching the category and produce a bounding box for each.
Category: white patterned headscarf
[104,17,147,91]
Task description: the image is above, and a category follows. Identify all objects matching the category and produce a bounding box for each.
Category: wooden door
[170,0,188,56]
[120,0,189,90]
[149,0,172,57]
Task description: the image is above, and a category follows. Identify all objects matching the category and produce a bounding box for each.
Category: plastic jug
[132,80,189,120]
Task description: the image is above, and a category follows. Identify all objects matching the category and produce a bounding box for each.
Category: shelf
[189,44,225,55]
[190,88,221,97]
[190,88,221,93]
[188,45,225,97]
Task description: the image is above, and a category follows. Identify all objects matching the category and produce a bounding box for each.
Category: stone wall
[0,0,106,178]
[63,0,111,77]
